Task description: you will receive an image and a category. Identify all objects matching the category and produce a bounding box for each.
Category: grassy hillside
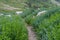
[0,0,57,11]
[0,15,28,40]
[32,8,60,40]
[0,0,25,8]
[0,0,60,40]
[23,7,60,40]
[0,0,27,11]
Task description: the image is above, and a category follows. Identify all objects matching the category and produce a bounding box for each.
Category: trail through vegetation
[27,25,37,40]
[0,0,60,40]
[0,3,19,10]
[51,0,60,6]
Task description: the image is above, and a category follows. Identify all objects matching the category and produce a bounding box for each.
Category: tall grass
[0,15,28,40]
[30,8,60,40]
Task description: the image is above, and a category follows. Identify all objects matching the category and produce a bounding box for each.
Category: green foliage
[25,14,34,24]
[31,8,60,27]
[25,0,57,9]
[37,13,60,40]
[0,15,28,40]
[24,9,41,24]
[30,8,60,40]
[20,8,34,18]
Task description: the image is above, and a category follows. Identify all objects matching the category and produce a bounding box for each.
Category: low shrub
[25,14,34,24]
[20,8,34,18]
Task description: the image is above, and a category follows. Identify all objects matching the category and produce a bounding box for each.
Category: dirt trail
[51,0,60,6]
[0,3,19,10]
[27,25,37,40]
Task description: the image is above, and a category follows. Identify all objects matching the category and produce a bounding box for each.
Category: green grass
[0,0,60,40]
[0,15,28,40]
[23,7,60,40]
[30,8,60,40]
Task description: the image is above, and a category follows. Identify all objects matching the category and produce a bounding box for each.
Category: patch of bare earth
[27,25,37,40]
[51,0,60,6]
[0,3,19,10]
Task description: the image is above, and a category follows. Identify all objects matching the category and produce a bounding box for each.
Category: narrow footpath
[27,25,37,40]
